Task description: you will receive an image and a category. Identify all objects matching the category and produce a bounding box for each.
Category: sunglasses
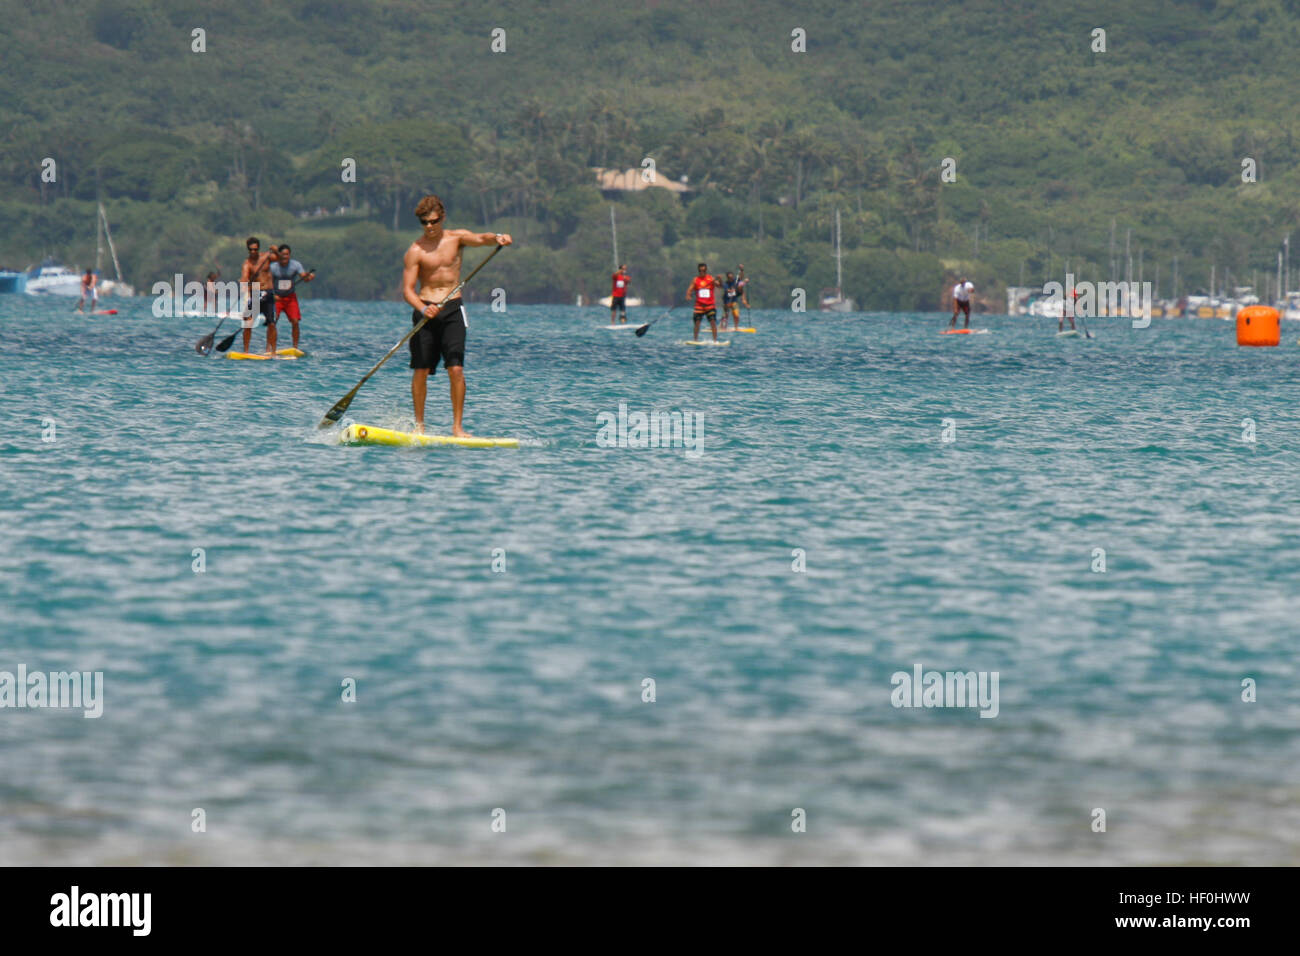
[420,216,444,226]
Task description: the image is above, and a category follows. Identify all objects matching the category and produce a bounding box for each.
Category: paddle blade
[318,390,357,429]
[195,335,215,355]
[215,330,240,352]
[634,324,650,337]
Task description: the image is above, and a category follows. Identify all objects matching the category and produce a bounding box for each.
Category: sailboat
[598,205,643,308]
[819,208,855,311]
[95,202,135,297]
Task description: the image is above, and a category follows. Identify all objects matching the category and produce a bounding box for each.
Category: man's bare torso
[409,231,467,302]
[242,255,272,291]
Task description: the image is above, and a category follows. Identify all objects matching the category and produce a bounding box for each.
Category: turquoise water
[2,296,1298,865]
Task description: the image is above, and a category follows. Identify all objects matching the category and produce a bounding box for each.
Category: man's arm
[401,245,431,315]
[455,228,513,248]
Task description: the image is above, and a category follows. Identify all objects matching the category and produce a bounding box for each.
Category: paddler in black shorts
[722,271,742,330]
[401,194,512,436]
[240,237,278,353]
[686,262,722,341]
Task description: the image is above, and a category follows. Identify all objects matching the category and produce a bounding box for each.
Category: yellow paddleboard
[226,347,304,360]
[340,424,519,449]
[677,339,731,346]
[725,327,757,333]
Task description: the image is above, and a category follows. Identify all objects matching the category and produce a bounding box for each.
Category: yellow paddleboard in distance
[677,339,731,346]
[226,347,305,360]
[340,424,519,449]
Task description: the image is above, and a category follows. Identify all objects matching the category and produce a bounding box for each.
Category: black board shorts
[246,290,276,326]
[611,296,626,311]
[693,308,718,321]
[410,297,467,371]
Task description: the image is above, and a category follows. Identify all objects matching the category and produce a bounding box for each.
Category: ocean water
[2,296,1298,865]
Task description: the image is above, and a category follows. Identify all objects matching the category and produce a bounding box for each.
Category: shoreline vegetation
[3,1,1299,310]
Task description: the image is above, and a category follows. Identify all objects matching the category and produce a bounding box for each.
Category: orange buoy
[1236,305,1280,347]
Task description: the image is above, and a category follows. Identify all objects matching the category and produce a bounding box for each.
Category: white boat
[25,259,83,296]
[1027,296,1064,318]
[599,295,643,308]
[819,209,855,311]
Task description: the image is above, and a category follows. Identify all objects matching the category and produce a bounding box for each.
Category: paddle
[737,265,752,329]
[195,316,227,355]
[634,304,676,337]
[316,245,503,429]
[1077,313,1094,339]
[214,315,267,353]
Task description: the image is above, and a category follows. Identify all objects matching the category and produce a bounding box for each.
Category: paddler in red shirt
[610,264,631,324]
[686,262,722,341]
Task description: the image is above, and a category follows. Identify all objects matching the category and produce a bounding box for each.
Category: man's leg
[950,300,958,327]
[710,315,718,341]
[963,303,970,329]
[693,315,701,340]
[447,366,468,437]
[266,317,277,354]
[291,318,300,349]
[411,368,430,432]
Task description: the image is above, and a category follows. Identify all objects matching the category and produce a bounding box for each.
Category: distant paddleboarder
[270,244,315,350]
[722,269,748,330]
[1060,286,1079,333]
[610,264,631,324]
[401,194,512,436]
[949,277,974,329]
[76,268,98,313]
[239,237,277,354]
[204,270,221,312]
[687,262,722,341]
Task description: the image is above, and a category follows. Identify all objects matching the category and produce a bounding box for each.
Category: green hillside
[2,0,1299,306]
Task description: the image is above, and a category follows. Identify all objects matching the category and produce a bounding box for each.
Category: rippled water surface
[2,297,1297,864]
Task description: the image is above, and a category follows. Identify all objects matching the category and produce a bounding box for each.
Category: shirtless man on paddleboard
[401,194,512,436]
[240,237,277,354]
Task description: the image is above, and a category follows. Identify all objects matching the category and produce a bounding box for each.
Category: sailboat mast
[99,203,124,283]
[610,205,618,271]
[96,204,104,274]
[835,208,843,293]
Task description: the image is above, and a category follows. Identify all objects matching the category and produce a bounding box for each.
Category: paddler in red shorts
[269,244,315,350]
